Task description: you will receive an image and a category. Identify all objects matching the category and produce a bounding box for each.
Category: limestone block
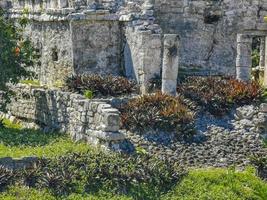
[58,0,68,8]
[162,34,180,96]
[236,66,251,82]
[260,103,267,113]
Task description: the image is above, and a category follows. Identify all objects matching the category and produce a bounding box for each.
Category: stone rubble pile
[127,103,267,167]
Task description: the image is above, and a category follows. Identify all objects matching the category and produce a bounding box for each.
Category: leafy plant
[64,75,138,97]
[0,166,15,191]
[83,90,93,99]
[119,92,195,138]
[0,8,38,111]
[19,79,40,86]
[178,76,262,115]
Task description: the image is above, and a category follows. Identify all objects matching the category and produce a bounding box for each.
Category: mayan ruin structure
[1,0,267,91]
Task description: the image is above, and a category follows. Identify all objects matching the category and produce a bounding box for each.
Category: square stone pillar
[161,34,180,96]
[260,37,265,69]
[264,36,267,87]
[236,34,252,82]
[58,0,68,8]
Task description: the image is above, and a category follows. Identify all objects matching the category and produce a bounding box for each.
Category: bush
[179,76,262,115]
[64,75,138,97]
[0,9,38,111]
[119,92,194,137]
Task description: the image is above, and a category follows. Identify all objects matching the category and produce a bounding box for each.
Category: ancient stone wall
[154,0,267,75]
[6,84,127,151]
[71,20,122,76]
[24,21,73,85]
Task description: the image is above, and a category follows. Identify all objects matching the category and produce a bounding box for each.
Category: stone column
[162,34,180,96]
[58,0,68,8]
[264,36,267,87]
[236,34,252,81]
[260,37,265,69]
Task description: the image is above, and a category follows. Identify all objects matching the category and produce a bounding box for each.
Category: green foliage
[163,168,267,200]
[83,90,93,99]
[119,92,194,138]
[252,49,260,68]
[19,79,40,86]
[179,76,262,116]
[0,152,184,200]
[0,167,15,192]
[1,168,267,200]
[0,118,92,158]
[251,155,267,181]
[64,74,138,97]
[0,8,37,111]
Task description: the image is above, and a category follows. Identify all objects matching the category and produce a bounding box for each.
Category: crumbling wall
[24,21,73,85]
[154,0,267,76]
[71,20,122,76]
[6,84,127,151]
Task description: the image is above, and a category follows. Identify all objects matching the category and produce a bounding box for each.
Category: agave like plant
[0,166,15,191]
[64,74,139,97]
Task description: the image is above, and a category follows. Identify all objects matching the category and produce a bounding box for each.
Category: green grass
[162,168,267,200]
[1,168,267,200]
[0,118,92,158]
[0,187,131,200]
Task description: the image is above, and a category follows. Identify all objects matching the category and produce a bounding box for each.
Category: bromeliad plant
[178,76,262,115]
[119,92,195,138]
[64,74,138,98]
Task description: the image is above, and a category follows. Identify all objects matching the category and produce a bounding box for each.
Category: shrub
[179,76,262,115]
[0,8,38,111]
[64,75,138,97]
[119,92,194,138]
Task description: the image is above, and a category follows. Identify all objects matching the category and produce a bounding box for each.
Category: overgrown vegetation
[119,92,194,138]
[1,168,267,200]
[0,8,37,111]
[64,74,138,98]
[178,76,262,115]
[0,152,184,200]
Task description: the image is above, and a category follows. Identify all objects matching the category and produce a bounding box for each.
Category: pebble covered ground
[126,104,267,168]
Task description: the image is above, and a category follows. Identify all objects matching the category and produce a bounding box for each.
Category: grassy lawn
[0,168,266,200]
[0,119,267,200]
[0,118,92,158]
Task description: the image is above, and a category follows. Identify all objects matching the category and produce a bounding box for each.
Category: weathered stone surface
[5,84,125,150]
[162,34,180,96]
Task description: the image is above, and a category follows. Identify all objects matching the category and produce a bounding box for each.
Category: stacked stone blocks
[7,84,125,150]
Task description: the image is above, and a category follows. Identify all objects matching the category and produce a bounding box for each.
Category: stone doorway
[236,32,267,87]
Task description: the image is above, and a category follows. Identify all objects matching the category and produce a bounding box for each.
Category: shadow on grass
[0,127,63,147]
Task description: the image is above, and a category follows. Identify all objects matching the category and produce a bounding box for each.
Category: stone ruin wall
[3,0,267,84]
[2,84,128,151]
[154,0,267,76]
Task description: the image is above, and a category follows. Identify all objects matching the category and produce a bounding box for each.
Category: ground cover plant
[178,76,262,115]
[0,118,91,158]
[64,74,138,98]
[0,167,267,200]
[119,92,195,138]
[0,151,184,200]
